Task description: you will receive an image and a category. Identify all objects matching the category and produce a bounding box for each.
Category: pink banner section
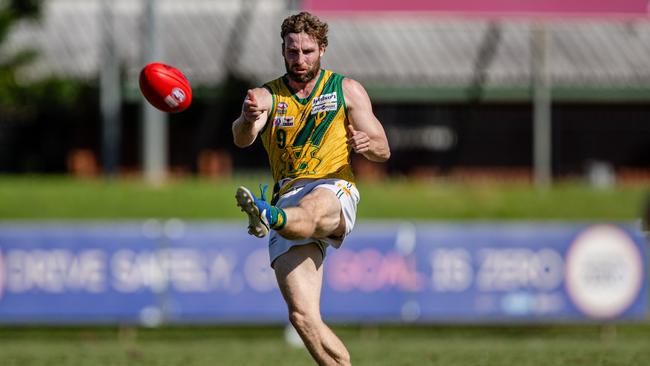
[303,0,650,16]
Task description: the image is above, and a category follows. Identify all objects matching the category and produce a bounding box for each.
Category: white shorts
[268,178,360,267]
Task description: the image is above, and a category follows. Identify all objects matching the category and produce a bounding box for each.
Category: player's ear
[281,42,286,57]
[319,44,325,57]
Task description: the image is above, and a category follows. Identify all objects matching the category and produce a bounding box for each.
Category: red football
[139,62,192,113]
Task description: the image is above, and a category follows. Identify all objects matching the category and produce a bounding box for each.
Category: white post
[100,0,121,177]
[531,22,552,189]
[142,0,167,185]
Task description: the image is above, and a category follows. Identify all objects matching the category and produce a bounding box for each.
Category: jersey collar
[282,69,326,105]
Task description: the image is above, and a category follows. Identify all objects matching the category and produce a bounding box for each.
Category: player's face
[282,32,324,83]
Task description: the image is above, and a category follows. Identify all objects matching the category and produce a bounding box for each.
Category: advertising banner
[0,221,646,324]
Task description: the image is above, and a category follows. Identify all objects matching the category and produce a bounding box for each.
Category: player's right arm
[232,87,272,147]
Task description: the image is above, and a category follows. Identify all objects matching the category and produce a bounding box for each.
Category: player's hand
[347,124,371,153]
[243,90,263,123]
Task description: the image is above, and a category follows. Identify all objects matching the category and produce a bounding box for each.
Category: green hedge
[0,175,646,220]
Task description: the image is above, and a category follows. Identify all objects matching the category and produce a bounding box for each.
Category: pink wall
[303,0,650,16]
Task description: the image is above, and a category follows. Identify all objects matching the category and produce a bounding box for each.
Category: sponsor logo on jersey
[311,92,337,114]
[276,102,288,115]
[273,116,295,127]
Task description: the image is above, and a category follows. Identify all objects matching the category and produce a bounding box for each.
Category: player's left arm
[343,78,391,162]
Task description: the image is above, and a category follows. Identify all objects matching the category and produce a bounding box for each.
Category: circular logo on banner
[565,225,644,319]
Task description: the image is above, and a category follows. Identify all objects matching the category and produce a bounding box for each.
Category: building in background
[1,0,649,183]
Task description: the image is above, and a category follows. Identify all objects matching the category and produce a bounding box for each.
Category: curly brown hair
[280,12,328,48]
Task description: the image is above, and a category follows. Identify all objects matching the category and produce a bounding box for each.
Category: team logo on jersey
[273,116,295,127]
[311,92,337,114]
[281,143,322,176]
[276,102,288,115]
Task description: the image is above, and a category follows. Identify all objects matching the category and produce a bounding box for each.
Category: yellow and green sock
[255,184,287,231]
[266,206,287,230]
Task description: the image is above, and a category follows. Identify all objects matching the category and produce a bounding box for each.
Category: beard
[285,58,321,83]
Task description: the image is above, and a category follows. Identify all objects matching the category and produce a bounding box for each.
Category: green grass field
[1,324,649,366]
[0,175,646,220]
[0,175,648,365]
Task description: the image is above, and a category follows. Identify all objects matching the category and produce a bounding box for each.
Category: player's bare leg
[236,185,345,241]
[274,244,351,366]
[278,188,345,240]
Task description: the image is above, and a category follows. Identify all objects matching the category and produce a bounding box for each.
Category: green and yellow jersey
[261,69,354,195]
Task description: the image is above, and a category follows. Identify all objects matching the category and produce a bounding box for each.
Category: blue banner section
[0,221,646,324]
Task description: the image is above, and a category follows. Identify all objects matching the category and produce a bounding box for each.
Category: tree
[0,0,82,172]
[0,0,79,114]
